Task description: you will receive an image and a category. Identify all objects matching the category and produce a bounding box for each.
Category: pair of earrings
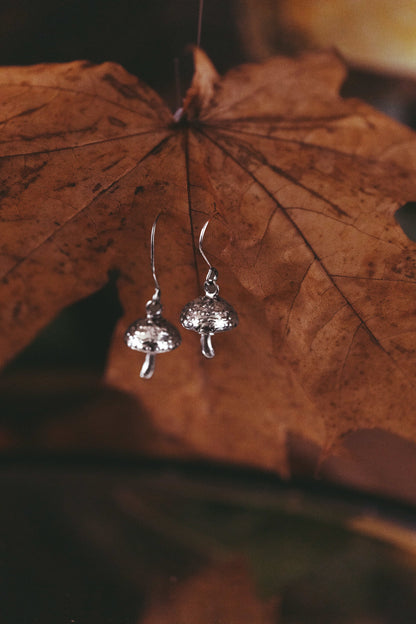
[124,214,239,379]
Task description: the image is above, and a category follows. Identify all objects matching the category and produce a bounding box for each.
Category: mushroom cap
[124,316,181,353]
[180,295,239,334]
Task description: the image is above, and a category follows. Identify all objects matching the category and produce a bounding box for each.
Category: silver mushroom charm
[125,294,181,378]
[180,221,238,358]
[124,214,181,379]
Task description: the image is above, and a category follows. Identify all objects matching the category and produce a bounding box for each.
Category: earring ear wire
[180,219,238,358]
[124,212,181,379]
[149,211,161,303]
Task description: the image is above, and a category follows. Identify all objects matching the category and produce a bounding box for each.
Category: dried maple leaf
[1,49,416,473]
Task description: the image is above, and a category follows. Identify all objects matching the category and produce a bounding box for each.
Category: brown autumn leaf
[1,49,416,473]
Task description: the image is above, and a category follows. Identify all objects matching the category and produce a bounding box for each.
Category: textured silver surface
[125,316,181,353]
[180,295,239,334]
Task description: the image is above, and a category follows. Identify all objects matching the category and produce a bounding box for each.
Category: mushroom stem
[140,353,156,379]
[201,333,215,358]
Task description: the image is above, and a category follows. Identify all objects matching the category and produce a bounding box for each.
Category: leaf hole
[395,202,416,242]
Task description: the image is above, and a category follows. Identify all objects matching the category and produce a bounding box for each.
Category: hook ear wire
[150,212,162,301]
[198,219,212,269]
[199,218,219,292]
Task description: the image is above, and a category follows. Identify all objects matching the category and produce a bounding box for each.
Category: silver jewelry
[180,220,238,358]
[124,213,181,379]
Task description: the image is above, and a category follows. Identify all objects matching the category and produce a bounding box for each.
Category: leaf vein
[198,127,410,380]
[0,128,168,160]
[1,133,173,281]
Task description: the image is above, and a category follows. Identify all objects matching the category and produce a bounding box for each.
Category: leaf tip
[179,47,220,122]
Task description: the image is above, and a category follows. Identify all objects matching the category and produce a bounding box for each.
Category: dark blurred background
[2,0,416,114]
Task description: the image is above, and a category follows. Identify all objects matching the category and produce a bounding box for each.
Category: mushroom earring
[180,220,238,358]
[124,213,181,379]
